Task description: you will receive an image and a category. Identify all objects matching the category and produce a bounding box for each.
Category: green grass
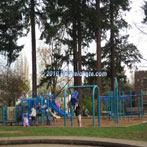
[0,123,147,142]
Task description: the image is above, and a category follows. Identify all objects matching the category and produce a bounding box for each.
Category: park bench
[102,111,111,116]
[126,107,143,115]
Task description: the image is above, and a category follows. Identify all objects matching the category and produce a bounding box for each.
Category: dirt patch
[40,115,147,127]
[1,115,147,128]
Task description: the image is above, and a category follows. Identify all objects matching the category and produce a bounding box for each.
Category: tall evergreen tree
[30,0,37,97]
[101,0,142,90]
[37,0,142,98]
[96,0,102,93]
[110,0,115,91]
[83,0,142,94]
[0,0,25,65]
[143,1,147,24]
[20,0,37,97]
[39,0,97,108]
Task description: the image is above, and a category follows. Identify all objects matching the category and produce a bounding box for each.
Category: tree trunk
[73,19,78,87]
[110,0,115,91]
[96,0,102,111]
[77,10,82,114]
[31,0,37,97]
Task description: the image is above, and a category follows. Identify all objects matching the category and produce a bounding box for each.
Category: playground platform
[0,136,146,147]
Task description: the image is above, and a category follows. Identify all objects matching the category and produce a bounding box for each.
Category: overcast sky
[126,0,147,69]
[16,0,147,80]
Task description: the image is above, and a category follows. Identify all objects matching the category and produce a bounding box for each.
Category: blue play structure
[49,99,71,117]
[64,85,101,128]
[99,77,144,125]
[21,94,71,125]
[0,77,144,127]
[0,105,22,126]
[63,77,144,128]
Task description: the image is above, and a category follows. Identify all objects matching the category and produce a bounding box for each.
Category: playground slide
[49,100,71,117]
[49,109,61,119]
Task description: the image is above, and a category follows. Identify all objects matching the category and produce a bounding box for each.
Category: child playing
[74,102,82,127]
[30,105,37,126]
[57,102,61,109]
[23,116,29,127]
[38,102,41,110]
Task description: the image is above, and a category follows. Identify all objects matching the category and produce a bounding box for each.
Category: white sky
[126,0,147,66]
[124,0,147,82]
[17,0,147,82]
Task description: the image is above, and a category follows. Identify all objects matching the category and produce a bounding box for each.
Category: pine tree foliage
[0,0,143,95]
[100,0,141,83]
[0,0,26,64]
[142,1,147,24]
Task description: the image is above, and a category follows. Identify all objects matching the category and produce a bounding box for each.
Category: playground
[1,1,147,146]
[0,77,145,128]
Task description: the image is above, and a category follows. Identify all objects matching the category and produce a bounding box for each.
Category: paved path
[0,144,96,147]
[0,136,147,147]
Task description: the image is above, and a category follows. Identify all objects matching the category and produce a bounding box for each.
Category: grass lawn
[0,123,147,142]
